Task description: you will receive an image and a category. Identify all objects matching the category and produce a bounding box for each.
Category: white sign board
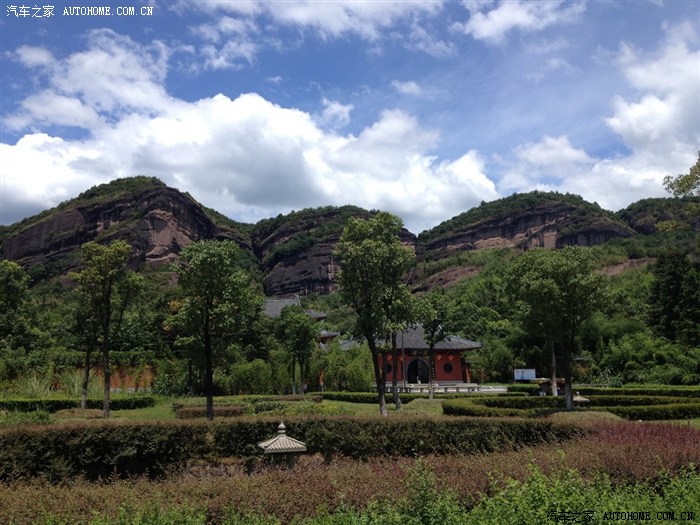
[514,368,536,381]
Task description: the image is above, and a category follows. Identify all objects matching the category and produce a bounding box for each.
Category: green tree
[70,288,100,409]
[506,246,606,410]
[277,305,317,394]
[417,289,448,400]
[662,152,700,234]
[649,250,700,347]
[173,240,261,420]
[0,260,30,344]
[70,241,142,418]
[664,152,700,202]
[335,212,414,416]
[228,359,273,394]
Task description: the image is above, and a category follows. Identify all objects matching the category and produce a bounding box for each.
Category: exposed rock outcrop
[252,206,416,296]
[419,198,635,261]
[0,182,252,274]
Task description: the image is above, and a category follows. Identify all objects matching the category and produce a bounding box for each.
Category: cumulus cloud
[2,92,497,232]
[316,98,353,129]
[607,25,700,158]
[391,80,422,95]
[455,0,585,43]
[13,45,56,68]
[1,30,498,233]
[496,22,700,212]
[184,1,443,40]
[176,0,446,67]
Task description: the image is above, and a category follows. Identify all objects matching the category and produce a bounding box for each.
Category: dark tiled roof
[264,297,301,318]
[393,325,482,351]
[264,297,327,321]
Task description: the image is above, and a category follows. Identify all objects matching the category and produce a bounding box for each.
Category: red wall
[378,352,467,382]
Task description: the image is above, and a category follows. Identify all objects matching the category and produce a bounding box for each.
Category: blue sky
[1,0,699,234]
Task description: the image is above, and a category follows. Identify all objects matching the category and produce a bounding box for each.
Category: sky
[1,0,699,234]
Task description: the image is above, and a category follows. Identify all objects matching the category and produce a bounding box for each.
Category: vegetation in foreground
[0,419,698,524]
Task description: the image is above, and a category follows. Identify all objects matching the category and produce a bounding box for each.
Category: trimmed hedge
[443,395,700,420]
[0,421,210,481]
[507,384,700,398]
[0,395,157,413]
[175,406,246,419]
[592,403,700,420]
[320,391,525,404]
[442,399,529,418]
[171,395,323,411]
[576,387,700,398]
[0,416,582,481]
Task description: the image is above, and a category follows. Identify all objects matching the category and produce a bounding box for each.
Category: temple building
[378,325,482,385]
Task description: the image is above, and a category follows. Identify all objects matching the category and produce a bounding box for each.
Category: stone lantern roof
[257,422,307,455]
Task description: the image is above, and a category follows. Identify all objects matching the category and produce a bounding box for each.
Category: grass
[111,400,177,421]
[545,410,624,425]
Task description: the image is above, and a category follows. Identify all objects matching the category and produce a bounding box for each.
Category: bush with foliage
[0,416,580,481]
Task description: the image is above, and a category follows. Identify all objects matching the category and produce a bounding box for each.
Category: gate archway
[407,358,429,384]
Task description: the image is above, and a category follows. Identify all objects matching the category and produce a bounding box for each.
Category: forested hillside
[0,177,698,394]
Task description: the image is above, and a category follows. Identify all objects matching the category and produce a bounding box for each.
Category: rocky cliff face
[2,181,687,297]
[252,206,416,296]
[0,182,252,274]
[419,198,635,261]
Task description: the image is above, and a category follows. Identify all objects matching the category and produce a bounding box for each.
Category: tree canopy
[506,246,607,409]
[335,212,414,416]
[70,241,142,417]
[173,240,261,419]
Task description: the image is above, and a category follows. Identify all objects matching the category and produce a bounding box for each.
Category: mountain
[616,197,700,234]
[251,206,416,296]
[0,177,253,279]
[1,178,696,295]
[416,191,635,261]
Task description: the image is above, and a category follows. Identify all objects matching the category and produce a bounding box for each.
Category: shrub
[442,398,530,417]
[0,417,581,481]
[175,406,247,419]
[0,420,210,481]
[228,360,274,395]
[594,402,700,420]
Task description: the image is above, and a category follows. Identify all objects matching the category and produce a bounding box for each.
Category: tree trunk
[550,340,558,396]
[563,338,575,411]
[369,343,388,417]
[290,356,297,395]
[81,349,92,410]
[391,334,401,410]
[204,330,214,421]
[428,346,435,400]
[102,331,110,418]
[188,357,195,397]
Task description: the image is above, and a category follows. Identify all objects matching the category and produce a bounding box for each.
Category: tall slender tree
[173,240,261,420]
[335,212,414,416]
[71,241,142,418]
[506,246,606,410]
[277,305,317,395]
[418,289,448,400]
[0,260,30,345]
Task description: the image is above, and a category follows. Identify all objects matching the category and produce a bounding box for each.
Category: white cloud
[497,22,700,212]
[407,21,456,57]
[5,91,104,131]
[391,80,422,95]
[177,0,446,65]
[13,45,55,68]
[316,98,353,129]
[1,81,497,233]
[456,0,585,43]
[606,26,700,157]
[515,135,592,168]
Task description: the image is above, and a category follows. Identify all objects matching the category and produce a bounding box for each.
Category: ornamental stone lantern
[257,422,307,469]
